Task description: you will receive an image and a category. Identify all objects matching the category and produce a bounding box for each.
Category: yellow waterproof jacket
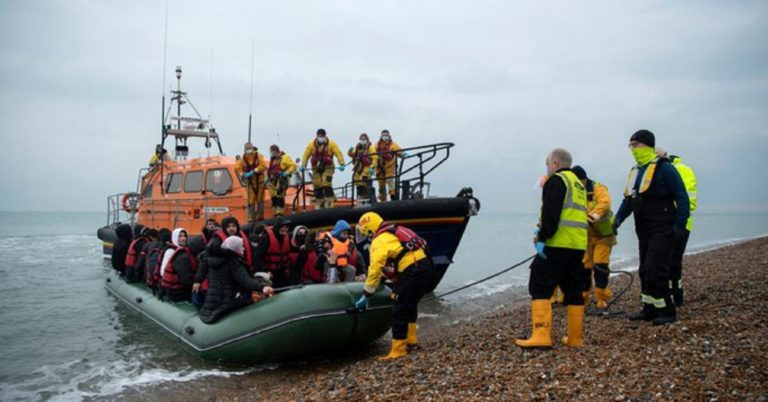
[268,153,297,177]
[301,139,345,169]
[235,153,268,179]
[348,144,378,171]
[587,182,616,241]
[671,156,697,231]
[363,231,427,294]
[375,141,402,169]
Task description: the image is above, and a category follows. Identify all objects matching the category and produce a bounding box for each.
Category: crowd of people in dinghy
[110,216,367,323]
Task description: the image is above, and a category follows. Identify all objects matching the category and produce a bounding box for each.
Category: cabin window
[184,170,204,193]
[141,183,153,198]
[165,172,183,193]
[206,168,232,195]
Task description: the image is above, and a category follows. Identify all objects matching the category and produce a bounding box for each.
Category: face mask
[317,137,327,144]
[295,234,307,244]
[381,135,391,142]
[631,147,656,166]
[271,152,279,159]
[339,233,348,241]
[359,140,368,146]
[244,149,254,155]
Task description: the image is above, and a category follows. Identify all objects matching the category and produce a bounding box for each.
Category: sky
[1,0,766,213]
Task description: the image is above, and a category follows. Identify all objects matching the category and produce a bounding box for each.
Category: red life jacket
[214,230,253,267]
[352,146,372,168]
[310,141,333,167]
[145,244,165,288]
[262,226,291,271]
[300,250,322,283]
[243,153,260,173]
[374,223,428,282]
[268,153,285,179]
[377,141,394,161]
[160,246,198,291]
[125,236,148,268]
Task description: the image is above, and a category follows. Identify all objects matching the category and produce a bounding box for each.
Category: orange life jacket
[320,231,351,267]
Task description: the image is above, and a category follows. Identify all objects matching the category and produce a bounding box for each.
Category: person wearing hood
[300,128,345,209]
[111,224,133,276]
[258,219,293,287]
[656,148,698,307]
[125,227,152,283]
[199,236,275,324]
[266,144,297,217]
[206,216,254,272]
[316,220,357,284]
[146,228,172,291]
[201,218,219,246]
[375,129,404,202]
[347,133,378,205]
[288,225,315,284]
[614,130,690,325]
[571,165,618,311]
[159,228,198,302]
[235,142,268,222]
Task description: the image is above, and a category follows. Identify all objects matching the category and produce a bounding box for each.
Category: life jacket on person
[351,145,373,168]
[269,153,285,179]
[160,246,198,291]
[318,231,351,267]
[377,141,395,162]
[300,250,322,283]
[310,141,333,167]
[214,230,253,267]
[145,243,166,289]
[585,180,615,238]
[125,235,149,269]
[374,223,428,283]
[262,226,291,271]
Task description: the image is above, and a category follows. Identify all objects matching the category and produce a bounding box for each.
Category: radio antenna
[160,0,169,194]
[247,38,255,143]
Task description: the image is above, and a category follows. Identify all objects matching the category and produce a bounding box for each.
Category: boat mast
[160,0,169,195]
[248,38,255,143]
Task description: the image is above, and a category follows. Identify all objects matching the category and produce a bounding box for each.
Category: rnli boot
[671,280,684,307]
[515,299,553,348]
[406,322,420,351]
[595,287,613,309]
[652,296,677,326]
[379,339,408,361]
[628,303,655,321]
[561,305,585,347]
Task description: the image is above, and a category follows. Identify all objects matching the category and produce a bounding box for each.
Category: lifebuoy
[121,192,139,213]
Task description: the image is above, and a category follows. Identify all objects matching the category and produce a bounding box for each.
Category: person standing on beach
[354,212,434,360]
[655,147,698,307]
[614,130,690,325]
[571,165,617,311]
[517,148,589,349]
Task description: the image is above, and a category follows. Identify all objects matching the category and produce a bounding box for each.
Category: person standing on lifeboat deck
[655,147,697,307]
[300,129,345,209]
[235,142,268,222]
[266,144,297,217]
[347,133,378,205]
[354,212,434,360]
[614,130,689,325]
[517,148,589,349]
[375,130,406,202]
[570,165,617,311]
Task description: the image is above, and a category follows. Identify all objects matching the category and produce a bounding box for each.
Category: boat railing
[105,192,138,228]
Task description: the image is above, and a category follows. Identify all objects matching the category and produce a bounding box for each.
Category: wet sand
[112,237,768,401]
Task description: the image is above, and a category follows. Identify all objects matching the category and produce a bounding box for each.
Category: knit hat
[630,129,655,147]
[222,236,244,256]
[571,165,587,181]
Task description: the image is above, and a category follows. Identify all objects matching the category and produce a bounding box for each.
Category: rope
[590,264,634,316]
[423,255,535,302]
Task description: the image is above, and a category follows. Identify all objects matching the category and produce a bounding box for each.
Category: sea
[0,210,766,401]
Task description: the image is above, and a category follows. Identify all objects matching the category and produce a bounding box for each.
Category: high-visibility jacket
[301,139,345,169]
[670,156,697,231]
[268,152,297,179]
[235,152,268,180]
[586,180,615,238]
[364,224,428,294]
[544,171,588,250]
[375,140,401,170]
[348,144,378,173]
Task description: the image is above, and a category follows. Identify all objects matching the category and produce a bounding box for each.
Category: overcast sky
[1,0,766,213]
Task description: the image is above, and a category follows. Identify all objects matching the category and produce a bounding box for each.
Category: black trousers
[391,259,435,340]
[669,229,690,284]
[637,225,675,311]
[529,247,585,305]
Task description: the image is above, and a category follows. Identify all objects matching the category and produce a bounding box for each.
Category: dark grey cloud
[1,0,766,213]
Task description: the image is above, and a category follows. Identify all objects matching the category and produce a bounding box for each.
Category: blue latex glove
[401,151,409,158]
[244,171,254,179]
[354,295,369,311]
[338,164,346,172]
[280,171,287,178]
[299,166,306,173]
[535,241,547,260]
[369,167,375,176]
[533,227,540,236]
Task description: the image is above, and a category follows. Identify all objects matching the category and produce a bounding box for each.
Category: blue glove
[533,227,540,236]
[299,166,306,173]
[534,241,547,260]
[338,164,346,172]
[369,167,375,176]
[244,171,254,179]
[401,151,409,158]
[280,171,287,178]
[354,295,369,311]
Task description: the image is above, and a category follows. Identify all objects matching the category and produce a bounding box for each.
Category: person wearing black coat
[199,236,274,324]
[111,224,133,276]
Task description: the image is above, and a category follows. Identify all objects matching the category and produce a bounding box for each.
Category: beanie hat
[571,165,587,181]
[630,129,655,147]
[222,236,244,256]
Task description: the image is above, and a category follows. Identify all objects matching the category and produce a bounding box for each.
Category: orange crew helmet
[357,212,383,239]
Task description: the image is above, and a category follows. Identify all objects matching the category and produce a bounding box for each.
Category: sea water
[0,211,766,401]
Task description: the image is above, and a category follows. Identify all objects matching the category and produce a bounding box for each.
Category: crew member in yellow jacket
[572,165,617,310]
[235,142,268,222]
[347,133,378,205]
[266,144,297,217]
[353,212,435,360]
[375,130,405,202]
[300,129,345,209]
